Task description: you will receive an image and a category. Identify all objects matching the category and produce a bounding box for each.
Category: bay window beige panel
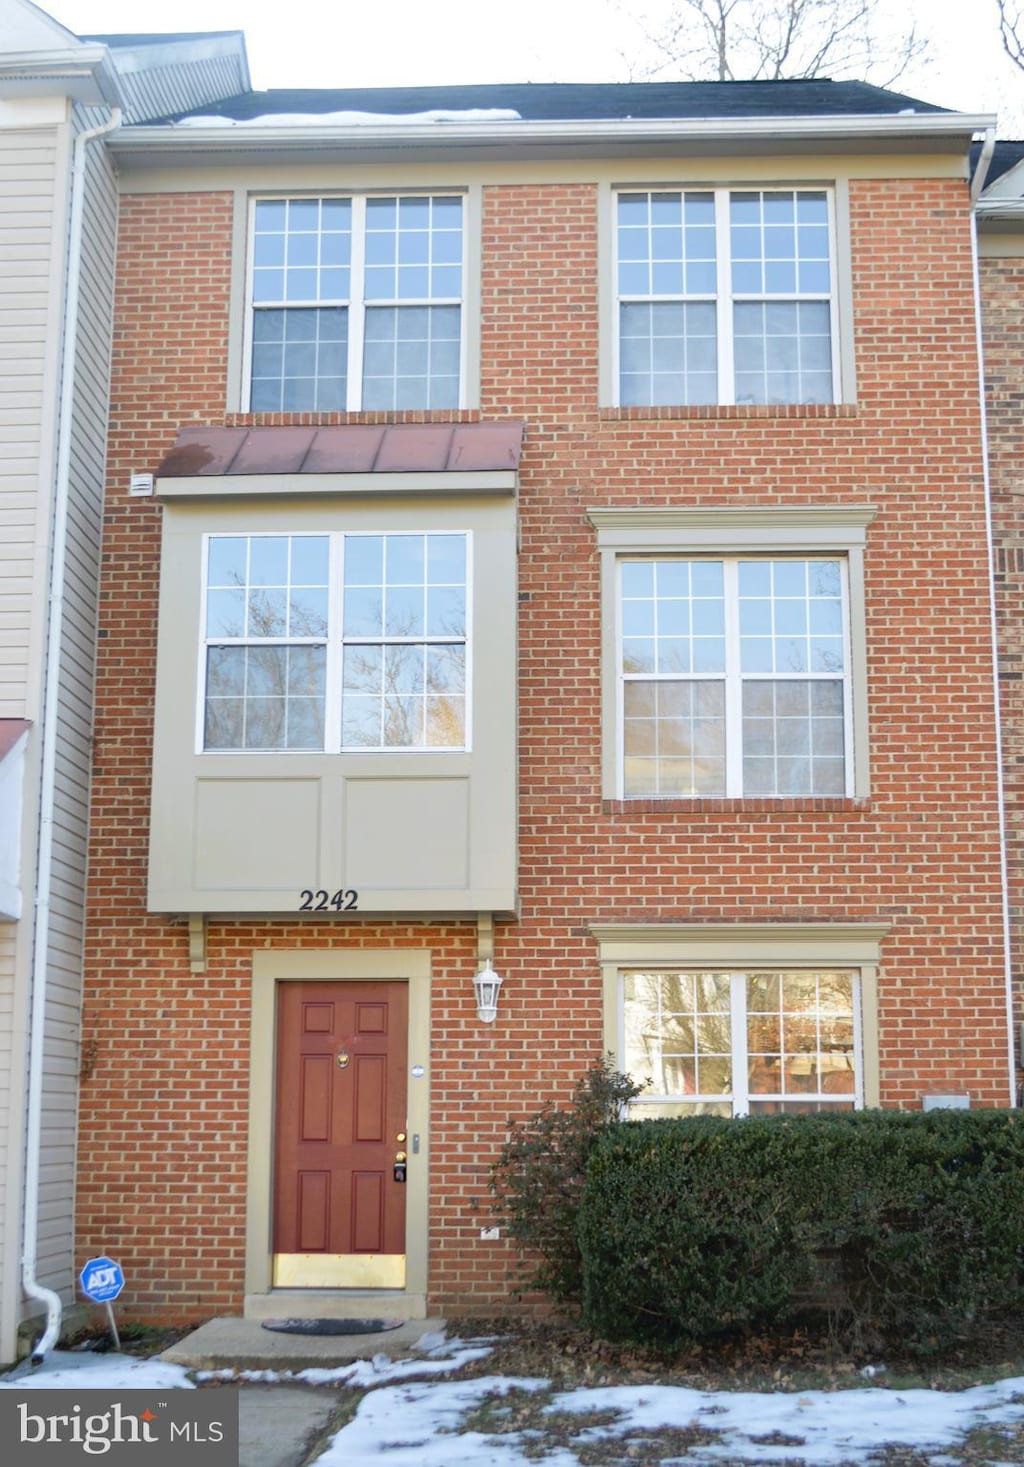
[192,778,321,890]
[343,777,469,889]
[148,489,516,914]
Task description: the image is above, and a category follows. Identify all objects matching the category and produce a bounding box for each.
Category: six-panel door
[273,981,409,1287]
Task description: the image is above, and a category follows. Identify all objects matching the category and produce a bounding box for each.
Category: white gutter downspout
[971,125,995,202]
[968,126,1017,1107]
[22,104,121,1366]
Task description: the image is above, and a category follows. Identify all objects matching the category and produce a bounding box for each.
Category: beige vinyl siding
[0,126,60,721]
[29,107,118,1306]
[0,105,118,1339]
[0,117,65,1354]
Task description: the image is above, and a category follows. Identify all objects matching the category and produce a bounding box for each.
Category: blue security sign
[79,1255,125,1303]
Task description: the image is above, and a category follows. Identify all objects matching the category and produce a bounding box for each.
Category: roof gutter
[108,109,996,160]
[0,46,121,106]
[22,104,122,1367]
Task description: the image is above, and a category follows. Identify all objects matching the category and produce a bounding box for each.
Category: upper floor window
[588,506,874,802]
[247,195,464,412]
[615,188,836,407]
[202,531,468,752]
[620,556,850,798]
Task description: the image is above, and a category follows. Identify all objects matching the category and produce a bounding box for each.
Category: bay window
[201,531,469,753]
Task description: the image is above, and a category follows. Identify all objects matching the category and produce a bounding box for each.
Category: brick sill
[599,404,858,422]
[603,797,871,816]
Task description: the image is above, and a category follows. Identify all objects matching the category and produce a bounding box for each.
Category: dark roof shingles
[154,79,947,126]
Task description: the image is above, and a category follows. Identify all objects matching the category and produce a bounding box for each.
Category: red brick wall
[78,177,1013,1323]
[981,250,1024,1105]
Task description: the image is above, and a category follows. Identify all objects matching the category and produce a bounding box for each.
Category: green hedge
[578,1110,1024,1352]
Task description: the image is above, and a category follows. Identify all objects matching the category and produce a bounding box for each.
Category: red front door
[273,981,408,1287]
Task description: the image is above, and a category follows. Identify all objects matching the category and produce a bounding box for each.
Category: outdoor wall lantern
[472,959,503,1023]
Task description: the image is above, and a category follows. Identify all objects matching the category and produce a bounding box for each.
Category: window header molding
[157,470,517,501]
[587,503,877,550]
[591,921,891,966]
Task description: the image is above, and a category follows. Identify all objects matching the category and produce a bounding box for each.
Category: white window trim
[589,505,876,800]
[594,921,888,1112]
[196,528,474,755]
[599,178,855,408]
[613,185,839,407]
[619,970,864,1117]
[239,189,472,414]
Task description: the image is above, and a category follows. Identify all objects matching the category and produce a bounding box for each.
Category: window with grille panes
[619,555,852,798]
[621,967,863,1117]
[247,194,464,412]
[615,188,837,406]
[201,531,469,753]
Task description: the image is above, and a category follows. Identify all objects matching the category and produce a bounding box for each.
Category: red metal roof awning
[155,422,524,479]
[0,719,30,764]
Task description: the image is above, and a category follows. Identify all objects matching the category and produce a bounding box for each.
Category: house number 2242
[298,889,359,912]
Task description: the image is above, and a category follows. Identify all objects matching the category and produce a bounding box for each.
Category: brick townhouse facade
[71,78,1015,1324]
[978,141,1024,1110]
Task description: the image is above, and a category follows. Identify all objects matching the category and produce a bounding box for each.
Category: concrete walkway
[238,1385,342,1467]
[164,1315,449,1465]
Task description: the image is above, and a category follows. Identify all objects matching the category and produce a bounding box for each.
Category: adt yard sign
[79,1256,124,1303]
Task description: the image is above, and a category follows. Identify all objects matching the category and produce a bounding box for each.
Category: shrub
[578,1109,1024,1353]
[489,1058,645,1305]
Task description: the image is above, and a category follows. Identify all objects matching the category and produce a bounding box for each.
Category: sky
[3,1336,1024,1465]
[40,0,1024,131]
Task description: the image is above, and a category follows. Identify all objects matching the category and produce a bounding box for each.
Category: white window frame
[618,555,854,798]
[196,528,473,755]
[619,968,864,1117]
[589,506,875,800]
[594,922,888,1115]
[609,184,844,408]
[242,192,469,413]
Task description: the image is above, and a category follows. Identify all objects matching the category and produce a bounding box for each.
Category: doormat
[260,1318,404,1336]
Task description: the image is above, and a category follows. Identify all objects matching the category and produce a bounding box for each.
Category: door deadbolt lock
[396,1131,407,1143]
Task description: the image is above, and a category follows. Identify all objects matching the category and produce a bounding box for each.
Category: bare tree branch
[624,0,929,87]
[999,0,1024,72]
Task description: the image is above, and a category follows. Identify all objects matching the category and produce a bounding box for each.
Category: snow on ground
[0,1350,194,1390]
[2,1336,1023,1465]
[317,1372,1024,1466]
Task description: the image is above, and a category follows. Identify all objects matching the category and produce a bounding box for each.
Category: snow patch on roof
[175,108,521,127]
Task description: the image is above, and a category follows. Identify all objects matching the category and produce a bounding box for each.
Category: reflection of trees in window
[204,534,329,751]
[341,623,466,748]
[624,969,732,1098]
[341,533,467,750]
[747,969,855,1107]
[624,966,858,1118]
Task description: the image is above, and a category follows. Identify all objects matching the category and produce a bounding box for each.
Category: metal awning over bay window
[147,422,521,917]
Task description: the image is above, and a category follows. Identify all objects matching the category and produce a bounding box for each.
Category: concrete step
[163,1316,445,1372]
[244,1291,427,1322]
